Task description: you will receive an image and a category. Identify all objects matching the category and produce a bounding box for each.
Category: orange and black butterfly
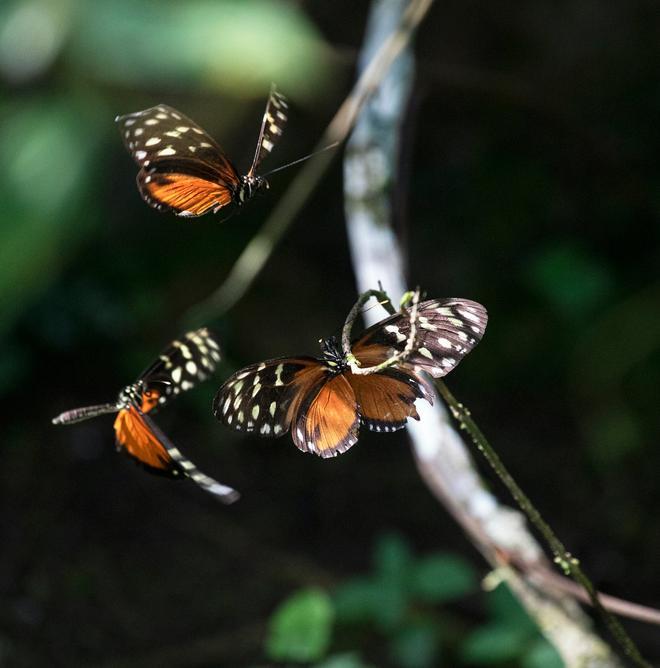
[53,328,238,502]
[115,86,288,217]
[213,298,487,458]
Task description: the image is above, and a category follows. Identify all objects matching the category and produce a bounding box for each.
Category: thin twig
[183,0,435,326]
[341,288,421,375]
[435,379,652,668]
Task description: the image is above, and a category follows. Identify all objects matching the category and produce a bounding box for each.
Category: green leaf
[373,532,413,584]
[389,623,440,668]
[315,652,374,668]
[522,638,563,668]
[460,623,530,664]
[266,588,334,663]
[333,577,406,631]
[409,553,478,603]
[487,584,537,633]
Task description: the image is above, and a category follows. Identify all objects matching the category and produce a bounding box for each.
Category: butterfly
[53,328,238,502]
[212,298,487,458]
[115,85,288,217]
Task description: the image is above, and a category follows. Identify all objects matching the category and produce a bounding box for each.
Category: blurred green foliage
[267,587,334,662]
[266,533,561,667]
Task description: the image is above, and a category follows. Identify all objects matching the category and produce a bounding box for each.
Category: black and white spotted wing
[213,357,328,439]
[213,296,488,458]
[138,410,239,502]
[116,86,288,218]
[352,298,488,379]
[116,104,241,217]
[248,85,289,176]
[138,327,222,409]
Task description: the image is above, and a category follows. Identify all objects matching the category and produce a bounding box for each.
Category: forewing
[291,374,359,458]
[213,357,328,438]
[113,407,238,502]
[116,104,240,216]
[353,298,488,378]
[140,412,239,502]
[248,86,289,176]
[114,406,178,476]
[139,328,222,410]
[138,170,234,217]
[346,367,434,433]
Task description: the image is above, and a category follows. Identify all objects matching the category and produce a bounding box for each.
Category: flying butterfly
[213,298,488,458]
[115,86,289,217]
[53,328,238,502]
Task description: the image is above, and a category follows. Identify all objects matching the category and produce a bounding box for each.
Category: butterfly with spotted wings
[213,298,487,458]
[115,86,289,217]
[53,328,238,502]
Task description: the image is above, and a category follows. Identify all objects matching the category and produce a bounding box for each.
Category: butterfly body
[213,298,488,458]
[53,328,238,502]
[116,87,287,218]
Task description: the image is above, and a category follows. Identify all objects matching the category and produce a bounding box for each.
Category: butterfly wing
[291,374,360,457]
[116,104,241,216]
[113,406,238,502]
[114,405,178,475]
[138,328,222,411]
[247,85,289,176]
[345,366,434,433]
[353,298,488,379]
[213,356,327,437]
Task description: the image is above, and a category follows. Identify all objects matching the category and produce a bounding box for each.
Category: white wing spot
[123,118,136,127]
[274,364,285,386]
[261,139,274,152]
[135,150,147,161]
[459,309,481,323]
[261,424,271,435]
[223,396,231,414]
[185,361,197,375]
[133,128,144,136]
[176,126,190,133]
[269,401,277,417]
[165,130,181,138]
[252,384,261,398]
[442,358,456,368]
[419,347,433,359]
[274,425,282,435]
[237,411,244,423]
[233,395,242,410]
[144,119,159,126]
[157,147,177,157]
[437,337,452,349]
[145,137,161,146]
[199,142,212,148]
[181,380,193,391]
[252,405,260,420]
[156,113,168,120]
[172,367,182,383]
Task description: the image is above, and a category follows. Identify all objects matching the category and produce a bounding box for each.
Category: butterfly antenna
[261,142,340,177]
[52,403,120,425]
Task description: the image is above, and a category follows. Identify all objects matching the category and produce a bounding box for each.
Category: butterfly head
[238,175,269,205]
[319,336,347,372]
[117,382,144,409]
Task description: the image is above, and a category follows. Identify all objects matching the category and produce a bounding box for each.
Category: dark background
[1,0,658,665]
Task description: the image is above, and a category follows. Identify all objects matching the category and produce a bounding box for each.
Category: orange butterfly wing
[291,374,359,458]
[113,405,178,476]
[139,172,233,217]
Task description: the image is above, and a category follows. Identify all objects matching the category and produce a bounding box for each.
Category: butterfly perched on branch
[213,298,487,458]
[115,86,289,217]
[53,328,238,502]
